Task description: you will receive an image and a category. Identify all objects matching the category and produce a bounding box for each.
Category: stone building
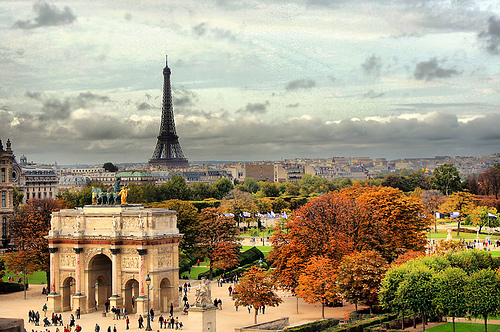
[46,204,182,315]
[0,139,19,248]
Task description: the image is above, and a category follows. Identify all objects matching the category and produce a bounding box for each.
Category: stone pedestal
[73,295,87,314]
[47,293,62,313]
[109,295,123,309]
[190,306,217,332]
[135,297,147,317]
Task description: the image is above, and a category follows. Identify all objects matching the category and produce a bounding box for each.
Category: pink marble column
[49,247,58,294]
[74,248,83,295]
[137,249,147,298]
[110,248,121,296]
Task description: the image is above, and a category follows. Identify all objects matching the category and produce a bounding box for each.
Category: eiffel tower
[149,56,189,168]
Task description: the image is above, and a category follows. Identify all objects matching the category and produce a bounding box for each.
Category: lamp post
[145,273,152,331]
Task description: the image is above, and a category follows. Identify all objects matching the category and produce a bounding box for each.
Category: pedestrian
[131,296,135,309]
[43,304,48,317]
[169,303,173,317]
[150,308,154,322]
[107,326,111,332]
[197,259,200,266]
[138,315,143,329]
[217,298,222,310]
[95,324,100,332]
[170,317,174,330]
[113,325,116,332]
[174,317,178,330]
[247,305,252,314]
[125,317,129,330]
[213,299,218,309]
[261,305,265,314]
[76,307,81,319]
[69,314,75,328]
[59,314,63,326]
[228,285,232,296]
[158,316,164,329]
[122,308,127,320]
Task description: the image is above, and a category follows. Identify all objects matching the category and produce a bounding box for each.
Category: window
[1,168,5,182]
[1,191,5,208]
[2,217,6,237]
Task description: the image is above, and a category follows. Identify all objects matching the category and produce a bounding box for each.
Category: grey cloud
[124,13,132,21]
[192,23,208,37]
[478,16,500,55]
[136,102,154,111]
[77,92,111,104]
[363,90,384,99]
[39,98,71,121]
[285,79,316,91]
[414,58,460,81]
[286,103,299,108]
[362,55,382,76]
[25,91,43,100]
[13,2,76,29]
[173,89,198,107]
[192,22,237,41]
[237,101,270,114]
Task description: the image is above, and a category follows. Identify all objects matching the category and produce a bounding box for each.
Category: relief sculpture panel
[158,255,172,268]
[122,256,139,269]
[60,254,75,268]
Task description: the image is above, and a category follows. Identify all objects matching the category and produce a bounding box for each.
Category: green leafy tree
[189,182,213,201]
[395,265,436,331]
[241,178,260,194]
[432,164,461,195]
[232,266,282,324]
[466,269,500,332]
[337,250,388,314]
[433,267,467,332]
[103,162,118,172]
[258,182,280,198]
[212,178,234,199]
[221,189,258,228]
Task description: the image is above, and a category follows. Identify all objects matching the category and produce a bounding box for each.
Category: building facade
[0,139,19,248]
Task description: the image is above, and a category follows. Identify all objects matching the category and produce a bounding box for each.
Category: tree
[189,182,213,201]
[466,269,500,332]
[421,190,446,233]
[103,162,118,172]
[258,182,280,198]
[232,266,282,324]
[395,265,436,331]
[8,198,65,287]
[439,191,475,236]
[157,175,191,201]
[433,267,468,332]
[469,206,498,234]
[195,207,241,279]
[336,250,389,314]
[154,200,199,255]
[221,189,258,228]
[212,178,234,200]
[479,167,500,199]
[295,256,339,319]
[432,164,461,195]
[241,178,260,194]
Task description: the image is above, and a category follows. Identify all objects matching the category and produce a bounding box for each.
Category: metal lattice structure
[149,56,189,168]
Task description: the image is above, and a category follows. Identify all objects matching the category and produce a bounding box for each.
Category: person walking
[76,307,81,319]
[125,316,129,330]
[169,303,173,317]
[138,315,143,329]
[149,308,154,322]
[95,323,100,332]
[158,315,164,329]
[113,325,117,332]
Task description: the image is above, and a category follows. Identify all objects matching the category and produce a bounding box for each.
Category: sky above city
[1,0,500,165]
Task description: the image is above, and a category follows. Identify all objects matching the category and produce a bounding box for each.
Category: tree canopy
[432,164,461,195]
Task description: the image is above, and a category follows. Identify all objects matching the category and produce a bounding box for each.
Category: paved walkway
[1,282,356,332]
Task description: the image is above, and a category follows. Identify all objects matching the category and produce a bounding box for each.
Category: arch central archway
[160,277,174,313]
[87,254,112,311]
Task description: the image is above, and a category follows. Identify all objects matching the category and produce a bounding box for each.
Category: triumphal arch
[46,204,181,315]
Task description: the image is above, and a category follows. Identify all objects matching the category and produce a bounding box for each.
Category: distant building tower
[149,56,189,168]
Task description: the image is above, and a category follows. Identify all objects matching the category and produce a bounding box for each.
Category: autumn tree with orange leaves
[295,256,339,319]
[6,198,65,287]
[269,185,427,311]
[232,266,282,324]
[337,250,389,314]
[195,207,241,279]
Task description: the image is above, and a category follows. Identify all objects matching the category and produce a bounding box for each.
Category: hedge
[284,319,340,332]
[238,246,264,266]
[0,282,27,294]
[325,314,397,332]
[179,253,197,274]
[191,200,221,211]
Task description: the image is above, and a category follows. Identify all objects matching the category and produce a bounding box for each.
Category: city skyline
[1,1,500,165]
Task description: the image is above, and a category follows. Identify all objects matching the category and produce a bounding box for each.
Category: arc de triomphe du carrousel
[46,201,182,315]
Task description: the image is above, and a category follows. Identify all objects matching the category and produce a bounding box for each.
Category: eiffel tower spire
[149,56,189,168]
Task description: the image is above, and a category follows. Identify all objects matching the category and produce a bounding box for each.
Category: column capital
[110,248,121,255]
[137,249,148,256]
[73,248,84,254]
[49,247,59,254]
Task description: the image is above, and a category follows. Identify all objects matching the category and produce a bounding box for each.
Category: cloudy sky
[1,0,500,165]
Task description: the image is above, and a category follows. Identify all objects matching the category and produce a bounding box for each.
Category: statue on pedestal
[195,278,212,308]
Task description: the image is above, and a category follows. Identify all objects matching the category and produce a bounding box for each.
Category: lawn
[427,322,500,331]
[2,270,47,284]
[179,266,209,280]
[427,229,500,241]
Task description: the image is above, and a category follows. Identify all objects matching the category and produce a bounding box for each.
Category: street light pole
[145,273,152,331]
